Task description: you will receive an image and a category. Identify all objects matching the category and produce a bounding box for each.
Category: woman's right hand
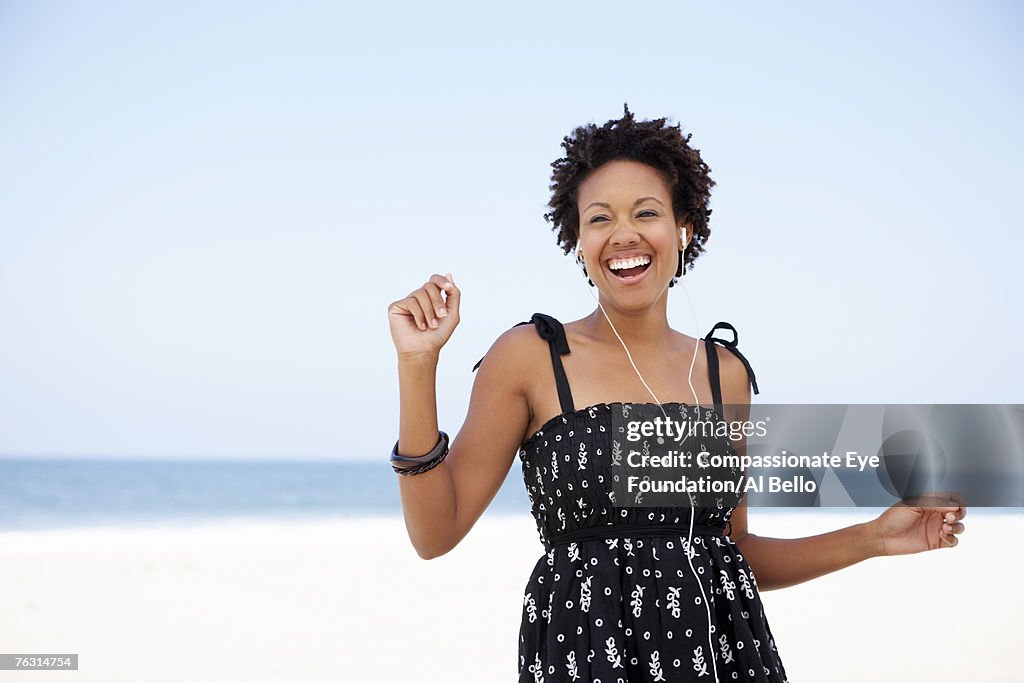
[387,273,461,358]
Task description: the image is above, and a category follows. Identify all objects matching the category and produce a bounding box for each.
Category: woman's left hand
[869,491,968,556]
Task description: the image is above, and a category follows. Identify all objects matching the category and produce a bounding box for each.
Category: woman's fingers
[439,272,460,318]
[410,289,438,329]
[405,275,457,330]
[390,273,459,333]
[399,293,429,331]
[427,273,458,312]
[943,509,967,524]
[939,516,965,549]
[422,280,447,319]
[942,521,965,535]
[387,273,461,359]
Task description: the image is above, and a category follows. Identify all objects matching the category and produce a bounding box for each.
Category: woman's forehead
[578,160,672,205]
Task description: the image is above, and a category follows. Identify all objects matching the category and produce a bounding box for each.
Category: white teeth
[608,255,652,271]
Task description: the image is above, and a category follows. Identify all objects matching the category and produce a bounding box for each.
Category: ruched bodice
[519,401,737,553]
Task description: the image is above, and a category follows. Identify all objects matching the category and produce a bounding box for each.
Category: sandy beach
[1,510,1020,682]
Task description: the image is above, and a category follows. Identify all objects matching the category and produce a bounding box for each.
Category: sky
[0,1,1021,461]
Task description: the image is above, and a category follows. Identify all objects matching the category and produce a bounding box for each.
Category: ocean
[0,458,534,531]
[1,458,1015,532]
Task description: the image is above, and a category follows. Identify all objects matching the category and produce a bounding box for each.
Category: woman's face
[576,159,687,301]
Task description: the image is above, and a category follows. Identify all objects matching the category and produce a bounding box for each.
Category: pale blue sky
[1,1,1021,460]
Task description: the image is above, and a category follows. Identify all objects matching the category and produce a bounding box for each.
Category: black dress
[476,313,789,683]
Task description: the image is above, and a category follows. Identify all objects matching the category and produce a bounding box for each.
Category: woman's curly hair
[544,102,716,283]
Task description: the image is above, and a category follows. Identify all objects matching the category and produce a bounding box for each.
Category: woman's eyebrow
[583,196,665,213]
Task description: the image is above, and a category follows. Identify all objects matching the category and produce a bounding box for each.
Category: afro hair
[544,103,716,284]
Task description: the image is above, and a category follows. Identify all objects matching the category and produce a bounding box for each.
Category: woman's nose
[609,220,641,245]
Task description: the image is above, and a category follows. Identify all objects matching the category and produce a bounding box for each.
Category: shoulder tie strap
[703,321,759,417]
[472,312,575,415]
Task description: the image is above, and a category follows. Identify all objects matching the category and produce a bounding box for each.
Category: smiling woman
[386,103,966,683]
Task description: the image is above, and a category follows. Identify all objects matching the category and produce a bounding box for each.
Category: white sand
[0,511,1020,682]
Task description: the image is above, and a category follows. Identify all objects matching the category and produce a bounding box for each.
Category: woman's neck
[581,297,673,349]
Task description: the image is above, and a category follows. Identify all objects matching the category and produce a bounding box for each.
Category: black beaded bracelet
[390,431,450,476]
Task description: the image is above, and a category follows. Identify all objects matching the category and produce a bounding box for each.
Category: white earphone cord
[579,248,721,683]
[581,247,703,413]
[673,269,720,682]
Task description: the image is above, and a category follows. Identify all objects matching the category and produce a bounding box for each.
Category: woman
[386,104,967,682]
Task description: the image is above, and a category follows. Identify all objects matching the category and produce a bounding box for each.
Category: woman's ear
[679,225,691,250]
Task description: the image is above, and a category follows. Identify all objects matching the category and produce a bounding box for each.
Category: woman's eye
[590,211,656,223]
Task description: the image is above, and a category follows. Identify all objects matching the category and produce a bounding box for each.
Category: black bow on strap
[703,321,760,397]
[528,312,571,354]
[472,312,570,372]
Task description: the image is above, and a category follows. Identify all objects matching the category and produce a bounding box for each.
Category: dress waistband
[548,522,728,550]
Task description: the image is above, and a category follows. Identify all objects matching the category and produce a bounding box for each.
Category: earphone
[577,226,721,682]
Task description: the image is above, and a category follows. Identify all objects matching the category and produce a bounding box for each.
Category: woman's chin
[596,272,669,305]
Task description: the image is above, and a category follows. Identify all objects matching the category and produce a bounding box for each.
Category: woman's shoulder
[492,319,549,355]
[472,314,557,374]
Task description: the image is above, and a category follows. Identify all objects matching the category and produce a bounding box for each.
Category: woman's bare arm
[718,350,885,590]
[720,356,958,589]
[389,274,533,559]
[729,501,884,591]
[396,328,533,559]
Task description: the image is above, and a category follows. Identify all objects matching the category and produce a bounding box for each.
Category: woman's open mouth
[606,254,652,284]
